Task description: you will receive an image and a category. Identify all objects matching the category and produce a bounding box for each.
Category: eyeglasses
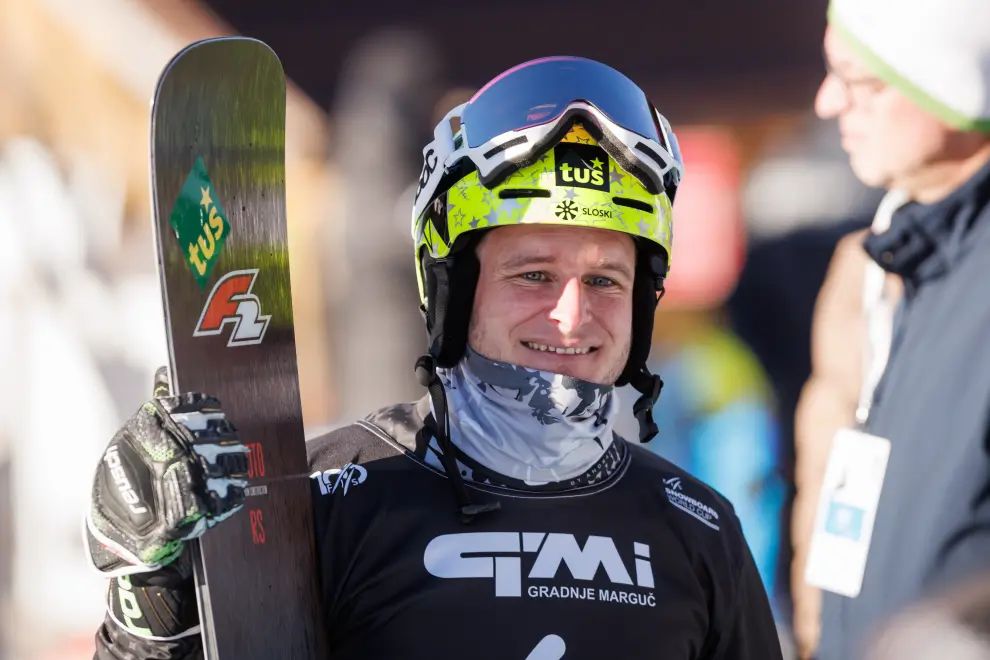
[824,62,887,106]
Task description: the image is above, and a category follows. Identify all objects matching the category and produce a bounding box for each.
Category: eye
[521,271,546,282]
[588,275,616,288]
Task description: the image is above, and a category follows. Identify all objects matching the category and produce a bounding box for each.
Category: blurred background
[0,0,886,657]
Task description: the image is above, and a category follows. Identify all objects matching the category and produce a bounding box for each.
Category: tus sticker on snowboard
[169,155,231,289]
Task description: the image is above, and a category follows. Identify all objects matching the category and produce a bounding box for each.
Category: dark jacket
[820,158,990,659]
[96,396,782,659]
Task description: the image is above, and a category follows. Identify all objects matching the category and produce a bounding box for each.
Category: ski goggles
[412,56,684,226]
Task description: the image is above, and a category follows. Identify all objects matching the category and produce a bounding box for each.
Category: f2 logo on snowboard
[194,269,271,347]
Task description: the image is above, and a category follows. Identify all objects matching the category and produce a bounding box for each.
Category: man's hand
[86,367,250,574]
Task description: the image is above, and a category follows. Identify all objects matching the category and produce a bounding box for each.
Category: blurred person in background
[792,0,990,657]
[789,224,898,659]
[84,56,783,659]
[725,116,883,656]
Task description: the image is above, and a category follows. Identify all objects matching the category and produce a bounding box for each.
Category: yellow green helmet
[413,122,673,304]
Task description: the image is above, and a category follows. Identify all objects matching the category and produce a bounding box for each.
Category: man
[792,0,990,657]
[85,56,781,659]
[791,226,883,658]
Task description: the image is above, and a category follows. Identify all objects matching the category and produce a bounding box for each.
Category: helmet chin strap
[414,354,501,525]
[628,279,665,444]
[628,367,664,443]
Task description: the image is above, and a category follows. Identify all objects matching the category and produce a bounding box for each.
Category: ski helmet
[411,56,684,392]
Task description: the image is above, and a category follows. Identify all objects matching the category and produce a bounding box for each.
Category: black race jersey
[95,396,781,659]
[310,397,781,659]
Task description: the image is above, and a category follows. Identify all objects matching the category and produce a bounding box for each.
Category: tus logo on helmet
[424,532,656,607]
[554,143,609,192]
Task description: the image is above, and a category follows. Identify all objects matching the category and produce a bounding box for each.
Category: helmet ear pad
[421,229,667,380]
[420,231,485,369]
[615,242,667,387]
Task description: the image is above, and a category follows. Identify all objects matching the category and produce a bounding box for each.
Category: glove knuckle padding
[211,448,249,477]
[90,392,247,571]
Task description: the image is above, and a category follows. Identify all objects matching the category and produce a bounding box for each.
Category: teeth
[524,342,591,355]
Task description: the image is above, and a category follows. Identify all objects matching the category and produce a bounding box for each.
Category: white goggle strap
[653,110,684,184]
[461,120,561,182]
[411,103,465,233]
[605,119,678,192]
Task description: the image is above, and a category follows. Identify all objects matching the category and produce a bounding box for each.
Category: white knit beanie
[828,0,990,132]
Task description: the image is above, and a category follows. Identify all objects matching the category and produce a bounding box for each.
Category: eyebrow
[498,253,635,280]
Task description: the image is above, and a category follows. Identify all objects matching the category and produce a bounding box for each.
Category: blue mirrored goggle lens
[461,56,661,149]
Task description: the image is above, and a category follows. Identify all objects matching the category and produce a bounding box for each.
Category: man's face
[815,26,958,192]
[468,224,636,385]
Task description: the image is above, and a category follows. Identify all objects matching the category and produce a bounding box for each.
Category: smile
[522,341,595,355]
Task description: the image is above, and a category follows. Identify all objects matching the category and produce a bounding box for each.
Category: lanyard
[855,190,910,427]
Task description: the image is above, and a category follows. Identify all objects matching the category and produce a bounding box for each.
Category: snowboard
[149,37,327,659]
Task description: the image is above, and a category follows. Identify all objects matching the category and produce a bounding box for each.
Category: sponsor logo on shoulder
[663,476,720,530]
[311,463,368,496]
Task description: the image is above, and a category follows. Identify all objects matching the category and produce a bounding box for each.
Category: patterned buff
[436,347,618,485]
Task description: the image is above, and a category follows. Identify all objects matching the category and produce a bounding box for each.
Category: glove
[86,366,250,575]
[100,549,204,643]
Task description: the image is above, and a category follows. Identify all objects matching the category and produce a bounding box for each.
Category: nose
[815,72,847,120]
[548,277,590,335]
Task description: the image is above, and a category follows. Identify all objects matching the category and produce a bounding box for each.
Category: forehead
[480,224,636,264]
[823,25,873,73]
